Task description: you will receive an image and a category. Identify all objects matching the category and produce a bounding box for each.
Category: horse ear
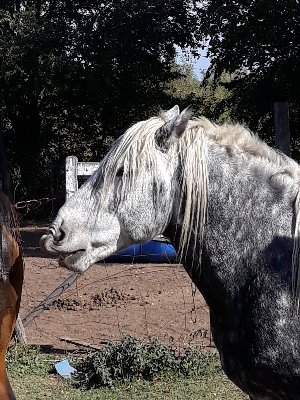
[155,107,192,152]
[165,105,180,121]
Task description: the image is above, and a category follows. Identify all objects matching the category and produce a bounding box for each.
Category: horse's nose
[40,222,67,253]
[47,218,67,243]
[50,225,66,243]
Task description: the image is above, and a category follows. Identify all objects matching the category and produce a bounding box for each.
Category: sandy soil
[19,226,212,352]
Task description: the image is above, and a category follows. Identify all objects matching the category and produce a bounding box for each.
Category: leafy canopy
[0,0,200,201]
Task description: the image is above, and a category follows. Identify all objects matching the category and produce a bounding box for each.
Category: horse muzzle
[40,233,61,254]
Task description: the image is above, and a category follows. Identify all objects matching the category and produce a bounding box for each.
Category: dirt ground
[19,226,212,353]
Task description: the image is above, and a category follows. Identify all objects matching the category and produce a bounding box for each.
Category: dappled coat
[41,106,300,399]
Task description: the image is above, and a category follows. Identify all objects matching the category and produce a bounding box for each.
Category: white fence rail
[65,156,100,200]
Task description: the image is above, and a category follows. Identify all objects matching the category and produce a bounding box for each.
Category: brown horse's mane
[0,192,17,227]
[0,192,20,256]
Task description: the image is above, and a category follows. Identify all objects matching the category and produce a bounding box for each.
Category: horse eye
[116,167,124,177]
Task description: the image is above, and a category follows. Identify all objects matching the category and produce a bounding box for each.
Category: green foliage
[179,348,219,378]
[142,339,177,379]
[8,352,247,400]
[5,343,245,400]
[6,345,50,377]
[164,65,203,105]
[74,336,175,387]
[0,1,200,202]
[165,65,233,123]
[196,1,300,161]
[198,0,300,97]
[73,335,219,388]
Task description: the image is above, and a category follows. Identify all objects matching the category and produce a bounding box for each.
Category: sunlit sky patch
[176,46,210,80]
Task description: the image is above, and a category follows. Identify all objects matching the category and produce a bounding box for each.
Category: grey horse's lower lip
[58,249,86,258]
[58,250,87,270]
[53,241,64,247]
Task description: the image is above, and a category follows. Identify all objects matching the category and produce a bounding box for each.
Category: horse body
[172,142,300,399]
[41,106,300,399]
[0,193,23,400]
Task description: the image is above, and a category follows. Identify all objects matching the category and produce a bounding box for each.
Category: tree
[0,0,201,202]
[165,64,232,122]
[198,0,300,97]
[0,128,12,199]
[196,0,300,159]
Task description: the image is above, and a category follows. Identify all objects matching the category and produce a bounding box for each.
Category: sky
[176,46,211,79]
[193,54,211,78]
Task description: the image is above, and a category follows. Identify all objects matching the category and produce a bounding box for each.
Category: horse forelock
[91,117,165,197]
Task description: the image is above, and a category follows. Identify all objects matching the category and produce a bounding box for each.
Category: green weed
[74,335,220,388]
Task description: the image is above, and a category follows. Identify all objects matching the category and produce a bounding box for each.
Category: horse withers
[0,193,23,400]
[41,106,300,399]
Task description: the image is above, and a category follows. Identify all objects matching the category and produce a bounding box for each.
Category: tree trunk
[14,316,27,344]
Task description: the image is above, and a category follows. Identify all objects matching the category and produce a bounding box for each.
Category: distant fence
[65,156,100,200]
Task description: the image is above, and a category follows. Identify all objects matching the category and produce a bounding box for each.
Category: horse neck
[165,141,295,310]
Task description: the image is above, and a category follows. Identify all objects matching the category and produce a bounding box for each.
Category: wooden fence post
[65,156,78,200]
[14,315,27,344]
[65,157,100,200]
[274,101,291,156]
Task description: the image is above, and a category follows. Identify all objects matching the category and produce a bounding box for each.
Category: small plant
[6,345,50,377]
[73,335,219,388]
[142,339,176,380]
[179,348,220,377]
[74,336,175,387]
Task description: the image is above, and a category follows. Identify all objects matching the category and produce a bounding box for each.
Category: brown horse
[0,193,23,400]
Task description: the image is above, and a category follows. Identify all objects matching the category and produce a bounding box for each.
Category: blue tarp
[54,359,76,379]
[105,240,177,263]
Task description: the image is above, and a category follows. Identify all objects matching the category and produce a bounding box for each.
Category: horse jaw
[57,244,119,273]
[40,228,129,273]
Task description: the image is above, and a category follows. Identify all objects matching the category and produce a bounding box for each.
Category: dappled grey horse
[41,106,300,399]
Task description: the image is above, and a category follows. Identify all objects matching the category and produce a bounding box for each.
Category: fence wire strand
[20,227,213,352]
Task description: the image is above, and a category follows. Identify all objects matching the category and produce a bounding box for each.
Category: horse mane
[90,111,300,306]
[190,117,300,180]
[189,118,300,307]
[0,193,18,233]
[0,192,19,265]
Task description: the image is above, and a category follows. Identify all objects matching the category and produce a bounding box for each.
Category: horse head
[40,106,193,273]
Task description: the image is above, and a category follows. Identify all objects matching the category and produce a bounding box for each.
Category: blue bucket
[105,240,177,263]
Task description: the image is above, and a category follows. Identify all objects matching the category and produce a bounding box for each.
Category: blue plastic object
[105,240,177,263]
[54,359,76,379]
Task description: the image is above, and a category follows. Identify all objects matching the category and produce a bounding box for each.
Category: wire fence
[19,226,213,353]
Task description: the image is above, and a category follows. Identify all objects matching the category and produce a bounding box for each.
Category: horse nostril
[58,228,66,242]
[51,226,66,243]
